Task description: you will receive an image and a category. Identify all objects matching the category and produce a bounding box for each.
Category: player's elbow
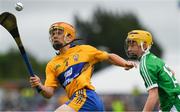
[44,94,53,99]
[107,53,117,64]
[42,92,54,99]
[41,86,55,99]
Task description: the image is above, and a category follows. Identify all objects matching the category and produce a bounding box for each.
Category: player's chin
[127,52,138,60]
[52,42,63,50]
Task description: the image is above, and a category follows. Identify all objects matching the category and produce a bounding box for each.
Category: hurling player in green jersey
[125,30,180,112]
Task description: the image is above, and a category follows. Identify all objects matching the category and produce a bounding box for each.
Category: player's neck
[60,45,71,54]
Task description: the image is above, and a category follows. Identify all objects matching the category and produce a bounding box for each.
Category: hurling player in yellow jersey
[29,22,136,112]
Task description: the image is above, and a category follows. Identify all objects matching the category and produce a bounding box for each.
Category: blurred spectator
[112,99,125,112]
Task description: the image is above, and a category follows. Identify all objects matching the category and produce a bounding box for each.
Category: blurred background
[0,0,180,111]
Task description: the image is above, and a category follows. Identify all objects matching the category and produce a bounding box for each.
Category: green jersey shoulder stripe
[140,51,158,91]
[140,56,152,86]
[141,55,156,88]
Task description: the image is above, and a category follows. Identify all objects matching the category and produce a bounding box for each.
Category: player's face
[126,39,143,60]
[50,29,65,50]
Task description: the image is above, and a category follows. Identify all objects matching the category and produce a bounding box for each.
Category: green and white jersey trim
[146,84,158,91]
[178,95,180,99]
[140,51,158,91]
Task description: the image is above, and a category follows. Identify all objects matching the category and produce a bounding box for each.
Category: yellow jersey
[44,45,109,98]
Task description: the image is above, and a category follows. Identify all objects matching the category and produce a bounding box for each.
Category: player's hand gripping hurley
[0,12,42,93]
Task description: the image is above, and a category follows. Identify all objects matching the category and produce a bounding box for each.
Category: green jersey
[139,51,180,111]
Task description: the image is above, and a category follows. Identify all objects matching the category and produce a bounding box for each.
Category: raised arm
[107,53,136,70]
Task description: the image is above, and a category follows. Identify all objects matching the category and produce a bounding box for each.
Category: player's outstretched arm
[107,53,136,70]
[29,75,55,98]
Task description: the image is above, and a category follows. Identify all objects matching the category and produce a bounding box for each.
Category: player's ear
[64,34,73,43]
[143,42,148,50]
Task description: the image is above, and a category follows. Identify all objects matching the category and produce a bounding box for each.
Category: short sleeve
[93,49,109,63]
[82,45,109,64]
[140,57,158,91]
[44,63,58,88]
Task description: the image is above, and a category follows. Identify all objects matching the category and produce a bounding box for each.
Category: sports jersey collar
[70,43,76,48]
[56,44,76,55]
[60,45,78,55]
[139,50,150,61]
[142,50,150,57]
